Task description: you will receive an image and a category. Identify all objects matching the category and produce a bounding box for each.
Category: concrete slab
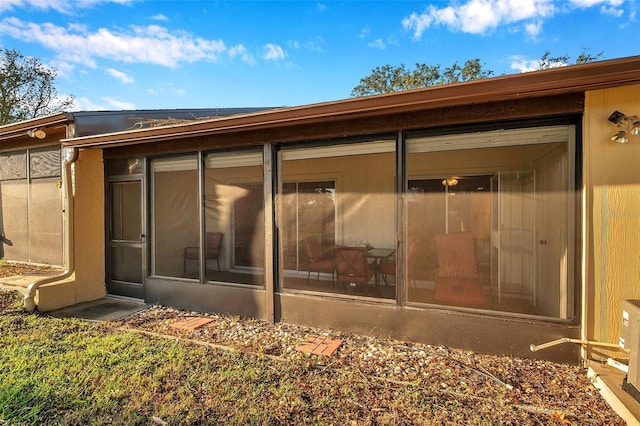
[0,275,50,293]
[48,297,147,322]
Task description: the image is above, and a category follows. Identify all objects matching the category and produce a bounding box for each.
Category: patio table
[367,248,395,287]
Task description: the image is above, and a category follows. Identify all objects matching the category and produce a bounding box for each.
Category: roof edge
[0,112,73,141]
[63,55,640,148]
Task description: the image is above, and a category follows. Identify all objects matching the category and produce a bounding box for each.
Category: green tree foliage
[351,48,604,97]
[537,47,604,69]
[351,58,493,97]
[0,49,74,125]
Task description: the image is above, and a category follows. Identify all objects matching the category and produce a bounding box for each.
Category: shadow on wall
[0,192,13,259]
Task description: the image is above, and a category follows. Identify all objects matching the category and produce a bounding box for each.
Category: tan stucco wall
[584,83,640,358]
[36,149,105,311]
[73,149,106,302]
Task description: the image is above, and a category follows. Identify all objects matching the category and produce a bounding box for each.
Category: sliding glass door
[405,125,575,319]
[278,138,396,299]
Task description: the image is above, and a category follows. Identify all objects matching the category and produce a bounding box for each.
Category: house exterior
[2,56,640,364]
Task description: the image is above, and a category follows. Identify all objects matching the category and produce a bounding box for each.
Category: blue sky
[0,0,638,111]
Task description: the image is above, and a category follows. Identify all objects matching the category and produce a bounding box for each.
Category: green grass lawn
[0,290,623,425]
[0,292,445,425]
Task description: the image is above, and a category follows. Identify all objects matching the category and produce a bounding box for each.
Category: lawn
[0,289,624,425]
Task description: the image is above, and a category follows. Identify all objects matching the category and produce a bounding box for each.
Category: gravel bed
[114,305,624,425]
[0,262,627,424]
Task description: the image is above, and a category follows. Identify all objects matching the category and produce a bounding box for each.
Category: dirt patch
[0,262,62,278]
[114,305,625,425]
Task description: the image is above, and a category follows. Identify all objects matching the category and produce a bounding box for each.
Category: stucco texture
[36,149,105,311]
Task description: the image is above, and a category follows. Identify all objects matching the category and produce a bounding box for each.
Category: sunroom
[99,113,579,365]
[106,124,575,317]
[58,56,640,363]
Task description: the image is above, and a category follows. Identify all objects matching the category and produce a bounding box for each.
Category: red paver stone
[170,317,214,331]
[295,335,343,356]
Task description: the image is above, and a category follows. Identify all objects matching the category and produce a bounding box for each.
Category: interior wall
[0,147,63,265]
[584,83,640,359]
[0,180,28,261]
[29,177,63,265]
[281,152,396,249]
[205,164,263,270]
[154,169,199,277]
[407,139,571,318]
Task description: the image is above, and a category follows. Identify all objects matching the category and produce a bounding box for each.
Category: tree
[351,58,493,97]
[0,49,74,125]
[537,47,604,69]
[351,48,604,97]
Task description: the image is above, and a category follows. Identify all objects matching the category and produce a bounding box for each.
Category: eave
[62,55,640,149]
[0,112,73,143]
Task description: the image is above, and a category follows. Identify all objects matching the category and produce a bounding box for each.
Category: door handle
[140,233,146,242]
[539,239,547,245]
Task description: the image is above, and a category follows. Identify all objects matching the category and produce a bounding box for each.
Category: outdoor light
[608,111,640,144]
[26,128,47,139]
[441,177,459,187]
[630,116,640,136]
[611,130,629,144]
[608,110,629,127]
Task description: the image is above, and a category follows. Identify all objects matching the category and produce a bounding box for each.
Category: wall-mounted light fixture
[441,177,459,187]
[608,111,640,144]
[26,128,47,139]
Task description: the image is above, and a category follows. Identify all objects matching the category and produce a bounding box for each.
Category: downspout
[24,146,79,311]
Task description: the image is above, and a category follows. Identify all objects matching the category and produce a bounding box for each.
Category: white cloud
[0,0,132,14]
[403,0,551,37]
[601,5,625,16]
[509,56,543,72]
[569,0,624,7]
[70,96,107,111]
[0,18,227,68]
[263,43,285,60]
[368,38,386,49]
[72,95,135,111]
[229,44,256,65]
[287,37,324,53]
[403,0,632,39]
[359,28,370,39]
[403,0,557,37]
[569,0,626,16]
[72,96,136,111]
[509,54,567,72]
[102,96,135,110]
[524,20,543,38]
[106,67,134,84]
[151,13,169,21]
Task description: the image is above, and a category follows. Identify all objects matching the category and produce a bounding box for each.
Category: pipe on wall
[530,337,623,353]
[24,146,79,311]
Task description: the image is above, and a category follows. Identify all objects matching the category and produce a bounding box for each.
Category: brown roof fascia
[63,55,640,149]
[0,112,73,142]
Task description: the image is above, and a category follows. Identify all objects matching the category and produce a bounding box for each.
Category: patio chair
[183,232,223,276]
[378,256,395,285]
[378,239,422,286]
[433,231,485,308]
[334,246,375,295]
[301,235,335,284]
